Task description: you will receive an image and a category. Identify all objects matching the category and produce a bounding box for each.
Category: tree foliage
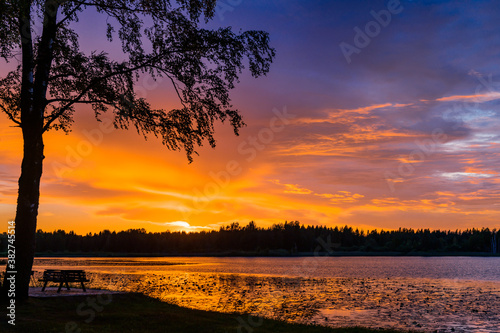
[0,0,275,159]
[2,222,497,255]
[0,0,274,300]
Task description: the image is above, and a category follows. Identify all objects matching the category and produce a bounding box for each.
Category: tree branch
[45,97,162,129]
[56,0,86,28]
[43,55,162,132]
[45,98,111,105]
[78,1,148,13]
[154,68,187,109]
[0,102,21,125]
[48,72,78,82]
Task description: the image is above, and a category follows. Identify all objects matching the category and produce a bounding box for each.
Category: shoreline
[0,292,415,333]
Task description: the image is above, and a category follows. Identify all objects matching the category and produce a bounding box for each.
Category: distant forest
[1,221,499,255]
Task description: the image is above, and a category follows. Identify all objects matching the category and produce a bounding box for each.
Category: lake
[33,256,500,332]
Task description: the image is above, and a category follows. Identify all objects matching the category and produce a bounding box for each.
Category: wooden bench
[39,269,90,293]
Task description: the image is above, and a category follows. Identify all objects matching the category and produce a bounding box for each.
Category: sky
[2,0,500,233]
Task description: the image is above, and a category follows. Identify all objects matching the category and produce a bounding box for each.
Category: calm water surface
[33,257,500,332]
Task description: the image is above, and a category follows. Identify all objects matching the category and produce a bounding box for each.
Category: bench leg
[57,282,63,293]
[81,281,86,292]
[30,272,36,287]
[41,281,47,292]
[66,281,70,290]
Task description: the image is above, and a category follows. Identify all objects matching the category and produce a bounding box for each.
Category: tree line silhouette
[1,221,498,255]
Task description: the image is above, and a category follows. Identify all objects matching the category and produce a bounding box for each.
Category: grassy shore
[0,293,413,333]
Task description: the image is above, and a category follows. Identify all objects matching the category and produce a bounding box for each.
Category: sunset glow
[2,0,500,234]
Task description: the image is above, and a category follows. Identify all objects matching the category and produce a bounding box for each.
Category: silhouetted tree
[0,0,274,300]
[3,223,496,256]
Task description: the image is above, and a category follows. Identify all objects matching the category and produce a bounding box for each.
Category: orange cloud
[2,93,500,235]
[436,91,500,102]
